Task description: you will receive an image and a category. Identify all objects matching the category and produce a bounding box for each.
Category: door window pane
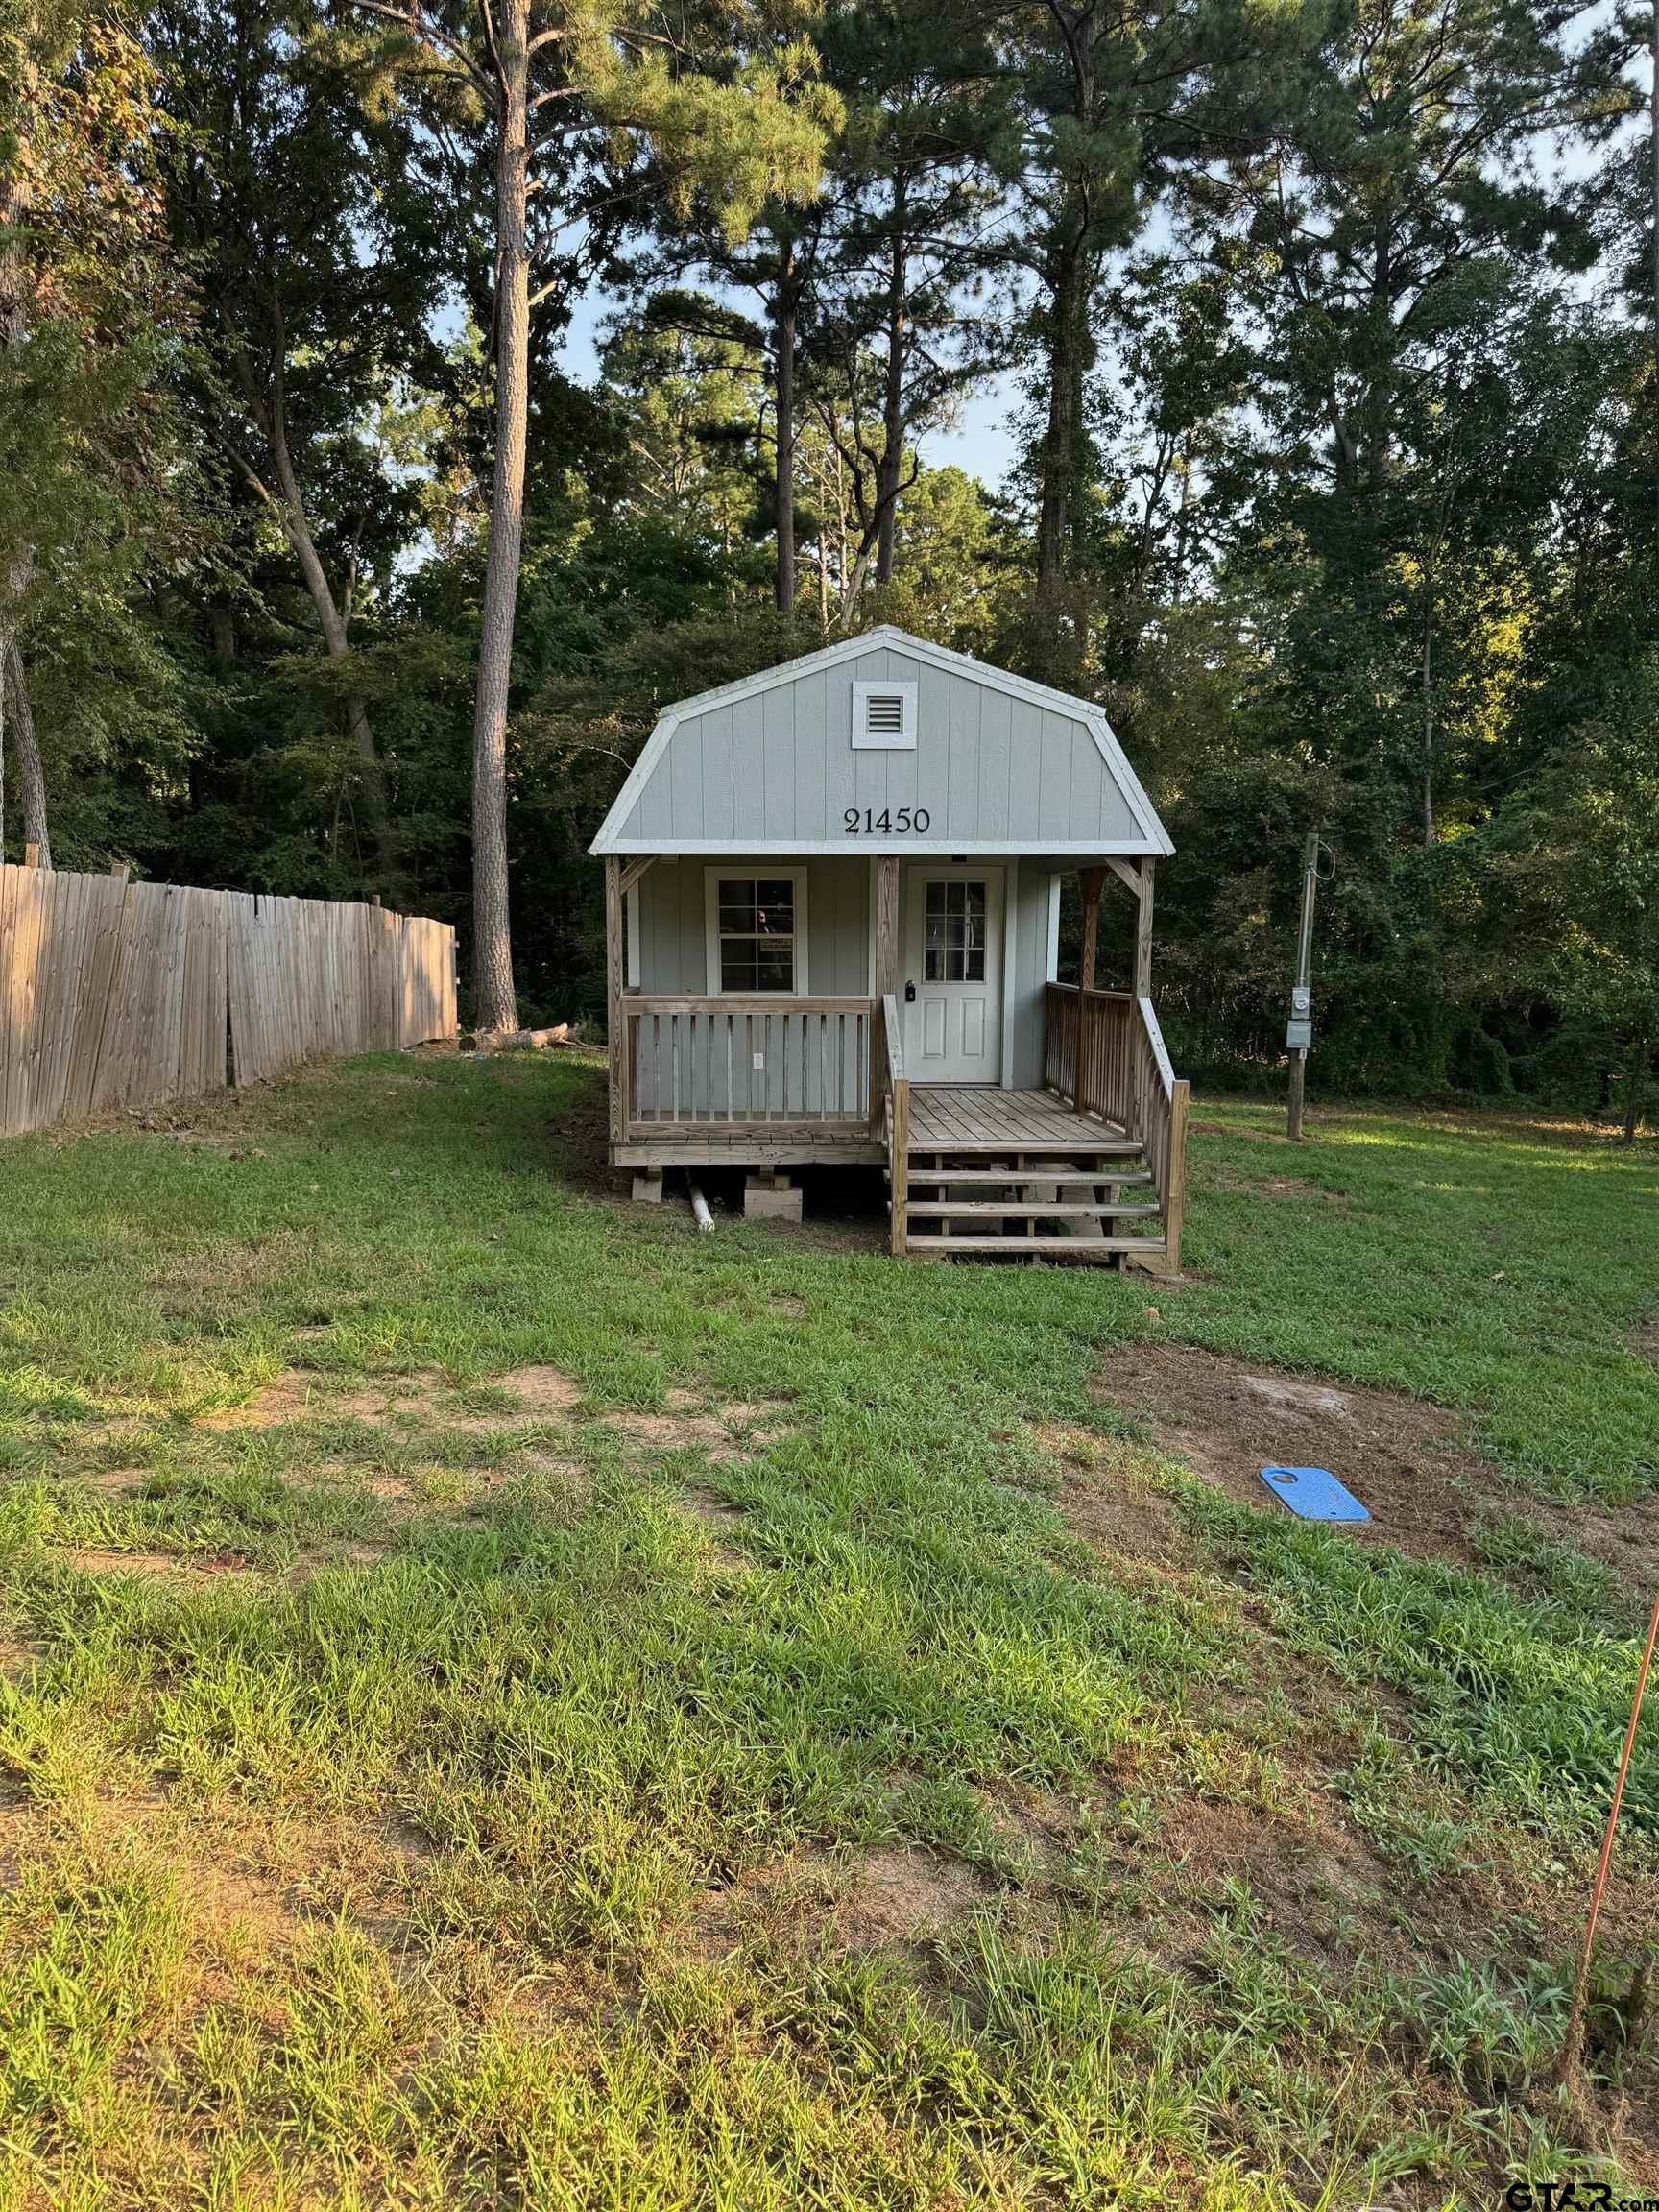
[923,880,987,984]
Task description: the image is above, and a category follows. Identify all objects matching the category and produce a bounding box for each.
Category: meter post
[1286,831,1320,1141]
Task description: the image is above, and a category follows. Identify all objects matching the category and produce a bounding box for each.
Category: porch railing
[623,995,874,1128]
[879,992,909,1255]
[1044,982,1189,1272]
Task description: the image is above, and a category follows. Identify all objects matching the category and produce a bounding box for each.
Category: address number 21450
[843,806,931,834]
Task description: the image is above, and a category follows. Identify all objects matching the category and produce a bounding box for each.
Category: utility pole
[1286,831,1321,1142]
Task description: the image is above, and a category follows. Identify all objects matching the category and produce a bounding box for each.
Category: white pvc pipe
[687,1180,715,1233]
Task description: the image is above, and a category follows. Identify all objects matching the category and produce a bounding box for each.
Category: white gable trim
[589,625,1173,856]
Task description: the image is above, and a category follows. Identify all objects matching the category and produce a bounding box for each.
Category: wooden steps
[902,1200,1163,1219]
[906,1234,1168,1256]
[892,1127,1166,1265]
[900,1166,1154,1187]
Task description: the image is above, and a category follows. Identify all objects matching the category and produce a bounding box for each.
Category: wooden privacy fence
[0,863,457,1138]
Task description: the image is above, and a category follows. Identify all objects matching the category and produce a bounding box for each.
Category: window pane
[720,942,757,992]
[926,883,948,922]
[925,948,942,982]
[757,879,795,926]
[757,943,795,991]
[717,881,756,931]
[965,882,986,921]
[965,946,985,982]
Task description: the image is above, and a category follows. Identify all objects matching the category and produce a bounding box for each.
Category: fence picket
[0,864,455,1137]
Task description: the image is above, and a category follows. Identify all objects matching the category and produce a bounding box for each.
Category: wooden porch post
[1134,858,1155,998]
[604,855,625,1152]
[1164,1078,1190,1277]
[1079,866,1104,992]
[870,854,901,1133]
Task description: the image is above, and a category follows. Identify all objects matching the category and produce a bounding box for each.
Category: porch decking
[613,1083,1118,1170]
[906,1085,1134,1154]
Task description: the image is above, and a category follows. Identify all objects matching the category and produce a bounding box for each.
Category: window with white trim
[706,872,806,994]
[851,680,917,749]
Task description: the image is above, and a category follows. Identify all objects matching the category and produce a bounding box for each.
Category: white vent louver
[852,680,917,750]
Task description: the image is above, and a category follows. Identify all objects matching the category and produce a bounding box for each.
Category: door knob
[904,980,916,1002]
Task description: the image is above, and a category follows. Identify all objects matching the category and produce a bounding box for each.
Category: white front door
[902,867,1004,1083]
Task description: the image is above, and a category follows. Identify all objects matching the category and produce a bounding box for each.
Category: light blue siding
[634,855,870,997]
[613,648,1146,850]
[627,853,1058,1111]
[1008,860,1054,1088]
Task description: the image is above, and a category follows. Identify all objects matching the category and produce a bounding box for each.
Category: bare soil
[685,1843,990,1965]
[1087,1341,1659,1596]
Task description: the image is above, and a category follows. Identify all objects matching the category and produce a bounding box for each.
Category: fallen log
[461,1023,578,1054]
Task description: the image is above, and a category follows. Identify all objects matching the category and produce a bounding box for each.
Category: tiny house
[590,626,1189,1269]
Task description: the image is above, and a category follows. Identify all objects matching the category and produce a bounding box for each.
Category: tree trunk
[1623,1032,1648,1144]
[0,125,43,862]
[1421,615,1435,847]
[775,237,796,614]
[3,640,51,867]
[1034,199,1094,660]
[264,388,395,880]
[875,184,907,586]
[469,0,529,1036]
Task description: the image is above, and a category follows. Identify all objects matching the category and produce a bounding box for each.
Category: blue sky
[557,283,1026,487]
[546,4,1646,500]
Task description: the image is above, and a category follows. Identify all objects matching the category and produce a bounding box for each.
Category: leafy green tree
[803,0,1012,606]
[362,0,836,1031]
[152,0,446,888]
[1003,0,1299,679]
[1467,663,1659,1138]
[0,0,191,864]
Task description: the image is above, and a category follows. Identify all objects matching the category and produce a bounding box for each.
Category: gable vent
[852,680,917,750]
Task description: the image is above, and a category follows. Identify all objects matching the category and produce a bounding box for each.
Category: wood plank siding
[610,645,1150,852]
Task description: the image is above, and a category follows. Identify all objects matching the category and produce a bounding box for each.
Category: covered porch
[602,853,1188,1272]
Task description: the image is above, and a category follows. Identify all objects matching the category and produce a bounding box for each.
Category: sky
[545,2,1647,501]
[556,283,1027,488]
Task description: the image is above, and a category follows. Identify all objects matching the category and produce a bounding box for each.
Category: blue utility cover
[1259,1464,1370,1522]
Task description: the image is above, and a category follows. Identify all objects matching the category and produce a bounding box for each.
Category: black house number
[843,806,931,834]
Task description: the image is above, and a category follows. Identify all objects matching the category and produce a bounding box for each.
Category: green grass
[0,1052,1653,2207]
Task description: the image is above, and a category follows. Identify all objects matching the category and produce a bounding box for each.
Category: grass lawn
[0,1048,1655,2208]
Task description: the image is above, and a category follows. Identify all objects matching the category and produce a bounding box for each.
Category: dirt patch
[768,1295,807,1321]
[200,1364,585,1436]
[1633,1315,1659,1370]
[1094,1344,1500,1571]
[1036,1425,1190,1573]
[836,1846,989,1946]
[1153,1790,1407,1974]
[602,1397,789,1466]
[72,1466,153,1496]
[199,1374,406,1430]
[492,1366,583,1418]
[684,1844,987,1965]
[56,1546,254,1582]
[974,1777,1078,1881]
[678,1485,754,1571]
[1092,1341,1659,1599]
[685,1839,986,1963]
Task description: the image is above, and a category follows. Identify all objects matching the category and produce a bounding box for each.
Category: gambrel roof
[589,626,1173,857]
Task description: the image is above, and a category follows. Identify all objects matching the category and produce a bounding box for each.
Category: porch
[602,854,1189,1272]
